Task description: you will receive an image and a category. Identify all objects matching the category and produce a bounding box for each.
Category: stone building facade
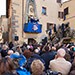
[6,0,62,44]
[62,0,75,29]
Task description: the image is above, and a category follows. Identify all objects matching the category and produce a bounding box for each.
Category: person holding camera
[49,48,71,75]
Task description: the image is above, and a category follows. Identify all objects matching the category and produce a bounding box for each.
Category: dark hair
[44,46,49,51]
[23,42,27,47]
[0,57,14,74]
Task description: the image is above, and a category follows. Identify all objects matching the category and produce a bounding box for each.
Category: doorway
[28,38,36,45]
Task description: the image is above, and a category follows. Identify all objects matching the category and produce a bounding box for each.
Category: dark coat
[41,51,55,70]
[70,62,75,75]
[2,72,17,75]
[24,54,45,73]
[1,50,8,57]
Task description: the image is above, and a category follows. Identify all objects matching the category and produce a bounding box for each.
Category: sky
[0,0,6,17]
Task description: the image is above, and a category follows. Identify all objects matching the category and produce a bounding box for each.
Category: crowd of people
[0,41,75,75]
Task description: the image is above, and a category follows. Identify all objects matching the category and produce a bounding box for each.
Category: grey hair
[57,48,66,57]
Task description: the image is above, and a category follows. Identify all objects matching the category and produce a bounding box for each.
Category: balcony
[24,22,42,33]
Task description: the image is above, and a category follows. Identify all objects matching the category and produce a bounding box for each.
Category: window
[64,7,69,15]
[47,23,54,30]
[57,0,61,3]
[42,7,46,15]
[58,12,64,19]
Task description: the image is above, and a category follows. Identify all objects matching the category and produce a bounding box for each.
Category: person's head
[27,45,30,49]
[23,42,27,47]
[51,46,56,51]
[14,52,20,56]
[31,60,45,75]
[37,43,42,49]
[2,45,8,50]
[16,46,21,50]
[64,53,71,62]
[9,42,14,49]
[44,46,49,51]
[23,50,32,60]
[0,57,14,74]
[34,49,40,54]
[8,50,14,56]
[57,48,66,58]
[70,46,75,51]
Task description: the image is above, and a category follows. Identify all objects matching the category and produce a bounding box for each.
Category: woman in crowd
[0,57,17,75]
[31,60,46,75]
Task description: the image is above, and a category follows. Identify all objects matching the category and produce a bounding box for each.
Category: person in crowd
[10,54,31,75]
[21,42,27,52]
[0,44,2,53]
[9,42,14,50]
[69,46,75,63]
[14,52,20,56]
[69,49,75,75]
[37,43,42,51]
[16,45,22,54]
[1,45,8,57]
[0,57,17,75]
[24,54,45,73]
[50,46,57,55]
[29,46,34,52]
[49,48,71,75]
[27,45,30,49]
[34,49,40,54]
[41,46,55,70]
[31,60,46,75]
[23,50,33,60]
[7,50,14,57]
[64,52,71,62]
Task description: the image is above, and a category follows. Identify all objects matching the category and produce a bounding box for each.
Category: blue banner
[24,23,42,33]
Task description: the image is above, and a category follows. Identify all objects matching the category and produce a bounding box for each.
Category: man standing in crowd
[49,48,71,75]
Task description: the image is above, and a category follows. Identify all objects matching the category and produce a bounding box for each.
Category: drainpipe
[22,0,24,42]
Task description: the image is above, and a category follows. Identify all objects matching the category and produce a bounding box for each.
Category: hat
[30,46,33,49]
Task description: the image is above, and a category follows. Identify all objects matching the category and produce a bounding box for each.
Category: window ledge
[41,13,48,16]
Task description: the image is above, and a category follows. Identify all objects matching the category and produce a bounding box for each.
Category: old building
[6,0,62,44]
[62,0,75,29]
[0,16,8,43]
